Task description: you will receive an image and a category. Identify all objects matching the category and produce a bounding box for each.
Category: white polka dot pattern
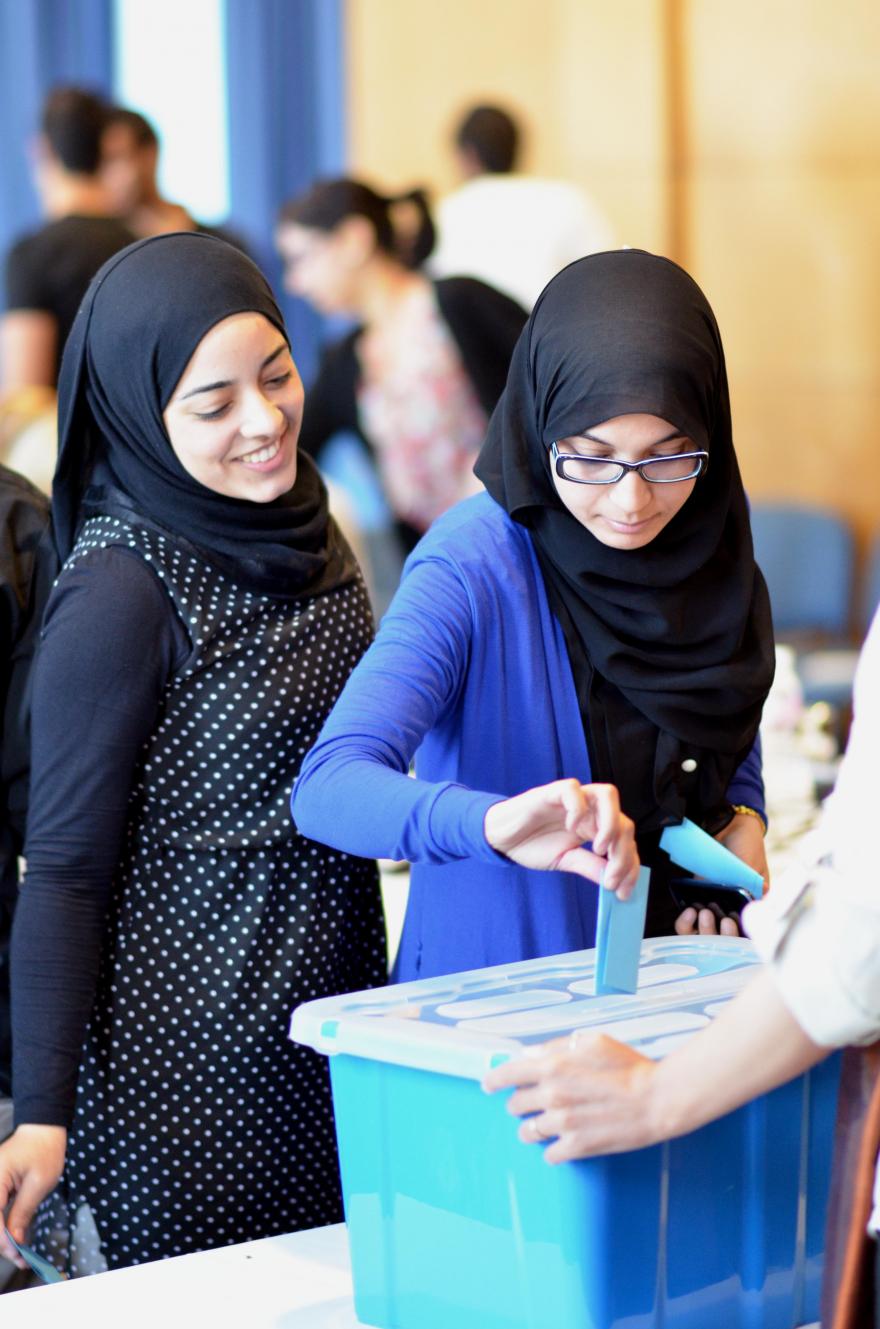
[34,516,386,1271]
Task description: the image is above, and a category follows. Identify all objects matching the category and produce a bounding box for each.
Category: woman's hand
[482,1032,663,1163]
[674,905,741,937]
[674,810,769,936]
[0,1124,67,1266]
[483,779,640,898]
[715,811,769,890]
[482,970,828,1165]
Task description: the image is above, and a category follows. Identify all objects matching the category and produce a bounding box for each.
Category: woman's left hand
[673,810,769,936]
[674,905,741,937]
[482,1032,661,1163]
[714,811,769,892]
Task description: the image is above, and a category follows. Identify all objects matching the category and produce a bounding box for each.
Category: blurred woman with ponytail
[276,178,526,551]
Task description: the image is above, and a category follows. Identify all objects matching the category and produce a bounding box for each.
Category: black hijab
[53,231,357,599]
[475,249,775,835]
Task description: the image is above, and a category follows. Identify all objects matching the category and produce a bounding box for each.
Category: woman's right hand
[674,905,741,937]
[0,1124,67,1266]
[483,778,640,898]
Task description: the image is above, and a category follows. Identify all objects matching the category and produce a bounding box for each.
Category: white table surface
[2,1222,372,1328]
[1,1219,822,1329]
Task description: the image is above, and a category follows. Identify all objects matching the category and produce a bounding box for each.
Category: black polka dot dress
[34,515,387,1271]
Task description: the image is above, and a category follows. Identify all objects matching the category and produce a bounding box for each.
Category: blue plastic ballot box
[289,937,839,1329]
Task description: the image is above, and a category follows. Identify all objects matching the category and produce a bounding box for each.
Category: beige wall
[683,0,880,551]
[346,0,668,249]
[346,0,880,550]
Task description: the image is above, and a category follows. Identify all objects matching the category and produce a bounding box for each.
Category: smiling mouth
[236,439,282,466]
[606,515,655,530]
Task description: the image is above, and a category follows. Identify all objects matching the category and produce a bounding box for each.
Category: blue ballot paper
[4,1229,66,1283]
[659,817,764,898]
[594,865,651,995]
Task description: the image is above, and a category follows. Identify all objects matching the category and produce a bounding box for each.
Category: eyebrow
[178,343,288,401]
[575,428,687,449]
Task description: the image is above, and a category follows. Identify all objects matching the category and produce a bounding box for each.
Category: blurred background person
[1,87,134,392]
[429,103,617,310]
[100,105,251,254]
[276,177,526,556]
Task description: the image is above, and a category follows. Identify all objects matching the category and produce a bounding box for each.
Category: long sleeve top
[0,468,53,896]
[743,607,880,1236]
[0,466,53,1095]
[12,547,187,1123]
[745,607,880,1047]
[292,493,765,981]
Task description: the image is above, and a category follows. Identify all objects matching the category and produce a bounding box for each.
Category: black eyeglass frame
[549,441,709,485]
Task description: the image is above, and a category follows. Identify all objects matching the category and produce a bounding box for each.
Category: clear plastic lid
[289,936,760,1081]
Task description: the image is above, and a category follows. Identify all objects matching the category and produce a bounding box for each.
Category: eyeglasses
[550,442,708,485]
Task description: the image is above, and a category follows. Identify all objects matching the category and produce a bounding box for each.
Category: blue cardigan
[292,493,764,981]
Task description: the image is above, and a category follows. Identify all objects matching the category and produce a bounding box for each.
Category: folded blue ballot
[659,817,764,898]
[594,865,651,996]
[4,1229,65,1283]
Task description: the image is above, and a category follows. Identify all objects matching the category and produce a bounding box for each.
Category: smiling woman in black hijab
[0,233,387,1275]
[52,230,354,595]
[291,249,773,984]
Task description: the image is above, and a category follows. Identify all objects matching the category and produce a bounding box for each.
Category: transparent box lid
[289,936,760,1082]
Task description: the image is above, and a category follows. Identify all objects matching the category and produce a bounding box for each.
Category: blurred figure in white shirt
[430,103,616,310]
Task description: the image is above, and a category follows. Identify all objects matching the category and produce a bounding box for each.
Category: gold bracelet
[731,804,767,835]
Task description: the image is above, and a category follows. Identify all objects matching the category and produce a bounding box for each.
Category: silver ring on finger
[529,1115,549,1141]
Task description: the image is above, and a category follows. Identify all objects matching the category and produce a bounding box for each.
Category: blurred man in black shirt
[1,87,135,390]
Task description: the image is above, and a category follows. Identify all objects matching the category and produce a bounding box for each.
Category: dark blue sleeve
[12,548,187,1126]
[725,730,766,823]
[291,552,502,865]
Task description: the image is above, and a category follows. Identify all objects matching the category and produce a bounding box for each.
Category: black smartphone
[667,877,755,926]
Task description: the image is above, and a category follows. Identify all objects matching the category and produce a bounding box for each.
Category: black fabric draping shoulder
[475,249,775,835]
[432,277,527,415]
[53,231,357,599]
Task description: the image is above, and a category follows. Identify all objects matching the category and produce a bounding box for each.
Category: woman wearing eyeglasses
[291,250,774,981]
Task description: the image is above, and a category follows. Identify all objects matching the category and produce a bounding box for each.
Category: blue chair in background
[796,530,880,707]
[750,503,860,731]
[864,531,880,627]
[750,502,856,644]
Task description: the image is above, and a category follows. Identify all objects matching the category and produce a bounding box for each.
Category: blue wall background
[225,0,347,381]
[0,0,346,381]
[0,0,115,266]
